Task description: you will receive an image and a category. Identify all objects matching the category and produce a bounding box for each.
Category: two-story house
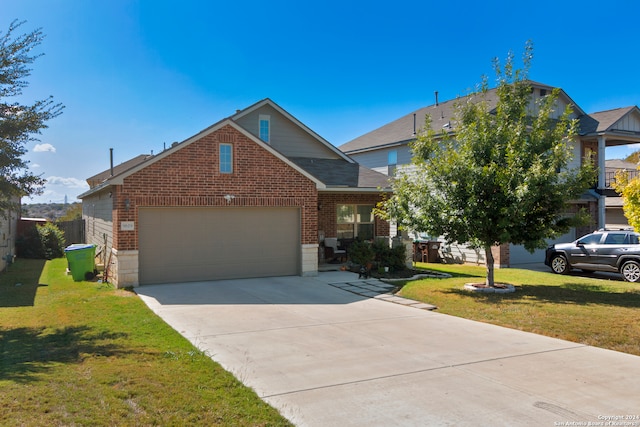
[340,81,640,266]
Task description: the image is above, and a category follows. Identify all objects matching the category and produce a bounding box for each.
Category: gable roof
[80,100,390,199]
[86,154,153,188]
[287,158,390,189]
[579,106,639,133]
[232,98,354,163]
[605,159,637,170]
[340,81,585,154]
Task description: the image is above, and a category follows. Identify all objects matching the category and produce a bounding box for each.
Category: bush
[348,240,375,266]
[372,239,406,272]
[349,239,407,272]
[16,222,66,259]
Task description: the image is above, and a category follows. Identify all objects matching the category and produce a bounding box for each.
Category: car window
[605,233,626,244]
[578,234,602,245]
[628,234,640,244]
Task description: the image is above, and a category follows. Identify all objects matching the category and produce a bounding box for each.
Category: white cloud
[33,143,56,153]
[46,176,89,189]
[31,163,41,168]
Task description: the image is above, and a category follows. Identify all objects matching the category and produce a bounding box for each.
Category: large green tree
[1,20,63,214]
[378,43,595,287]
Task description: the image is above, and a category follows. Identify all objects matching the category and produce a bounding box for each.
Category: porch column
[598,136,606,229]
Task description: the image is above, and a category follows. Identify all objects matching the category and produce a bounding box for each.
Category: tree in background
[611,170,640,231]
[624,150,640,164]
[377,43,596,287]
[0,20,64,215]
[57,203,83,222]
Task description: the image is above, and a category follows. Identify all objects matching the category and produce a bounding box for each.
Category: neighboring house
[604,159,639,228]
[79,99,391,287]
[0,197,19,272]
[340,81,640,266]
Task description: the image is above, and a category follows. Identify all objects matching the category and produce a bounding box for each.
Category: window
[604,233,626,244]
[578,234,601,245]
[259,114,270,143]
[220,143,233,173]
[388,150,397,176]
[337,204,374,240]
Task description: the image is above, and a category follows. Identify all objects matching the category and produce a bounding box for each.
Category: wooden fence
[57,219,86,245]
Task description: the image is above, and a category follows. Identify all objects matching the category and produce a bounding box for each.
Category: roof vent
[434,91,439,107]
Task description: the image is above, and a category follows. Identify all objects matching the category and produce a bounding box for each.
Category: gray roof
[81,99,390,197]
[579,106,636,135]
[86,154,153,188]
[288,158,391,189]
[605,159,637,170]
[339,81,621,154]
[339,87,501,154]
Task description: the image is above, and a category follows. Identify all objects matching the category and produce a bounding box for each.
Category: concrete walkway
[136,271,640,426]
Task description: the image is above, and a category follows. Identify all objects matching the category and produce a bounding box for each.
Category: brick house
[79,99,391,287]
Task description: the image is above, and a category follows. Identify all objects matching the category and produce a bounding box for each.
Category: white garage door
[138,207,300,285]
[509,229,575,266]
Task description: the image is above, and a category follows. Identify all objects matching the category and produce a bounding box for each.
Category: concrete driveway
[136,271,640,426]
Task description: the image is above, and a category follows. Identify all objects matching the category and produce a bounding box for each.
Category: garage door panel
[139,207,300,284]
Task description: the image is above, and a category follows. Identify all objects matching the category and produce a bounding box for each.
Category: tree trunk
[485,245,495,287]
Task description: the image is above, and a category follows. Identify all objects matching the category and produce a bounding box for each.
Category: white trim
[258,114,270,143]
[220,142,233,173]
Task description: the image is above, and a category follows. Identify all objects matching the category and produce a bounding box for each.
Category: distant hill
[22,203,81,221]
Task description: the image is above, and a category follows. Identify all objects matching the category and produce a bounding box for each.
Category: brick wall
[113,125,318,251]
[318,192,390,239]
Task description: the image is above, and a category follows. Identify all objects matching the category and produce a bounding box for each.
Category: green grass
[0,258,292,426]
[399,262,640,356]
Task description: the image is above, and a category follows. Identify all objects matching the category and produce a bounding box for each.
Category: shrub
[348,240,375,266]
[372,239,406,272]
[16,222,66,259]
[349,239,407,272]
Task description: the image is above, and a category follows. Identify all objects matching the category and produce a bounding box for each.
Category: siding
[83,190,114,265]
[350,144,413,173]
[612,113,640,133]
[0,204,18,272]
[234,104,341,159]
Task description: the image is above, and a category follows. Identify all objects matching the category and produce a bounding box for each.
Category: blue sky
[3,0,640,204]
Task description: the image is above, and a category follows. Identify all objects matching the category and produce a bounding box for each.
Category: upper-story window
[388,150,398,176]
[220,143,233,173]
[259,114,270,143]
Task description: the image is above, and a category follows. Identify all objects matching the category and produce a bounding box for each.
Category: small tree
[377,43,595,287]
[612,170,640,231]
[1,20,64,214]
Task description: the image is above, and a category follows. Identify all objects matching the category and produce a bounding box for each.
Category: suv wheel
[621,261,640,282]
[550,254,570,275]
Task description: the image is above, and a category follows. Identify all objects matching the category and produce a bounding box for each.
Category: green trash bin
[64,244,96,281]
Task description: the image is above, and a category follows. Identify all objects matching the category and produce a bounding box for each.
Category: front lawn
[0,258,291,426]
[399,263,640,356]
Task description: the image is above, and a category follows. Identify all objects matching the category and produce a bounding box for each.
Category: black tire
[550,254,570,275]
[621,260,640,282]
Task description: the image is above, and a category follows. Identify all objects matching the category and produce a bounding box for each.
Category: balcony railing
[605,170,640,189]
